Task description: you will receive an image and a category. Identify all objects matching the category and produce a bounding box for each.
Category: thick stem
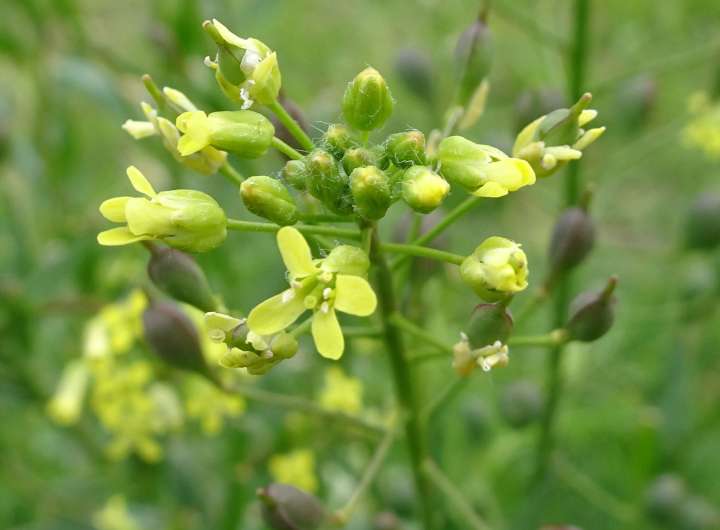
[267,99,315,152]
[370,226,435,530]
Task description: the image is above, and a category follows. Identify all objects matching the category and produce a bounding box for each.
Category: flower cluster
[682,91,720,159]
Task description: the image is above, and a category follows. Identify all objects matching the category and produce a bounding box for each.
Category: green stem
[390,312,454,353]
[297,213,356,223]
[369,225,435,530]
[422,459,490,530]
[382,242,464,266]
[267,99,315,152]
[219,162,244,186]
[289,317,313,339]
[420,377,469,425]
[226,219,360,240]
[271,136,304,160]
[509,330,567,348]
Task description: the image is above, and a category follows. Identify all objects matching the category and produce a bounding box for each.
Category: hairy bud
[282,159,309,191]
[241,176,298,226]
[350,166,392,220]
[548,206,596,275]
[684,193,720,250]
[383,130,426,168]
[147,245,217,312]
[401,166,450,213]
[342,67,394,131]
[306,149,353,215]
[342,147,378,174]
[323,123,356,160]
[566,276,618,342]
[258,483,328,530]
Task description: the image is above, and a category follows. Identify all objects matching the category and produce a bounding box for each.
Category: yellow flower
[682,91,720,159]
[247,227,377,360]
[184,377,245,435]
[318,367,363,414]
[268,449,318,493]
[461,236,528,301]
[93,495,142,530]
[98,166,227,252]
[84,290,147,359]
[47,360,89,426]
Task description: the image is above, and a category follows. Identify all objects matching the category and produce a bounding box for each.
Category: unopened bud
[241,176,298,226]
[258,483,328,530]
[498,380,543,428]
[350,166,392,220]
[548,206,595,275]
[342,147,378,174]
[342,67,394,131]
[685,193,720,250]
[147,245,217,312]
[306,149,353,215]
[143,301,210,377]
[455,11,493,105]
[323,123,356,160]
[465,302,513,348]
[461,236,528,301]
[401,166,449,213]
[394,47,435,104]
[383,130,426,168]
[566,276,618,342]
[281,159,309,191]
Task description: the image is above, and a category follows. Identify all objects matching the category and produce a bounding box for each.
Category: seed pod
[383,130,426,168]
[465,303,513,349]
[645,474,687,523]
[143,300,210,377]
[342,147,378,174]
[240,176,298,226]
[401,166,449,213]
[461,400,492,439]
[147,245,217,312]
[306,149,353,215]
[282,159,309,191]
[323,123,356,160]
[548,206,595,275]
[258,483,328,530]
[565,276,618,342]
[342,67,394,131]
[394,47,435,104]
[455,10,493,106]
[350,166,392,220]
[498,380,543,428]
[616,74,657,130]
[684,193,720,250]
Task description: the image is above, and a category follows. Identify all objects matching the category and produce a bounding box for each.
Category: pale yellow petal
[99,197,131,222]
[277,227,317,278]
[126,166,156,197]
[97,227,151,246]
[312,308,344,360]
[247,290,306,335]
[334,275,377,316]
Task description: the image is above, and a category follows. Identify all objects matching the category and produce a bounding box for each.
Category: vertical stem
[267,99,315,152]
[536,0,590,480]
[369,225,435,530]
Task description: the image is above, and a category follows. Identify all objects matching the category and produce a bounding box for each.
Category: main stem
[369,225,434,530]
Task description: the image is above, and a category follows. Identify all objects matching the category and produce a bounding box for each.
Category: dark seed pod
[466,303,513,349]
[461,400,492,440]
[566,276,618,342]
[147,245,217,313]
[258,483,328,530]
[684,193,720,250]
[394,47,435,104]
[143,300,210,377]
[548,207,595,276]
[455,9,493,105]
[498,380,543,428]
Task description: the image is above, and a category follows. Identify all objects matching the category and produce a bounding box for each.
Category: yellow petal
[126,166,156,197]
[473,181,508,198]
[277,227,317,278]
[334,275,377,316]
[211,18,251,49]
[247,290,306,335]
[99,197,131,222]
[312,307,344,360]
[97,227,151,246]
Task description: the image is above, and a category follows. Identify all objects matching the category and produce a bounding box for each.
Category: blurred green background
[2,0,720,529]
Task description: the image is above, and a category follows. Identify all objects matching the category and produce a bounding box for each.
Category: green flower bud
[282,159,309,191]
[498,380,543,428]
[98,167,227,253]
[394,47,435,104]
[306,149,353,215]
[241,176,298,226]
[323,123,356,160]
[143,301,210,377]
[176,110,274,159]
[323,245,370,276]
[342,147,378,174]
[270,332,299,360]
[465,303,513,349]
[566,276,617,342]
[401,166,449,213]
[455,11,493,105]
[645,474,687,523]
[147,245,218,312]
[461,237,529,301]
[548,206,595,276]
[258,483,328,530]
[342,67,394,131]
[350,166,392,220]
[383,130,426,168]
[685,193,720,250]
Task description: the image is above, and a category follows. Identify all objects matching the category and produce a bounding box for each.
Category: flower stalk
[267,99,315,152]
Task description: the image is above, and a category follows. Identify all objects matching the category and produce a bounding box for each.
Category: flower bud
[548,206,595,275]
[342,67,394,131]
[461,237,528,301]
[282,159,309,191]
[383,130,426,168]
[143,300,210,377]
[241,176,298,226]
[306,149,353,215]
[684,192,720,250]
[323,123,356,160]
[342,147,378,174]
[394,47,435,104]
[465,303,513,349]
[350,166,392,220]
[401,166,449,213]
[498,380,543,428]
[455,11,493,105]
[565,276,617,342]
[176,110,274,159]
[258,483,328,530]
[147,245,218,312]
[438,136,535,197]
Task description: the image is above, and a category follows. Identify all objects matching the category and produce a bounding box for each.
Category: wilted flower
[452,335,509,376]
[247,227,377,360]
[98,166,227,252]
[268,449,319,493]
[175,110,274,158]
[461,236,528,301]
